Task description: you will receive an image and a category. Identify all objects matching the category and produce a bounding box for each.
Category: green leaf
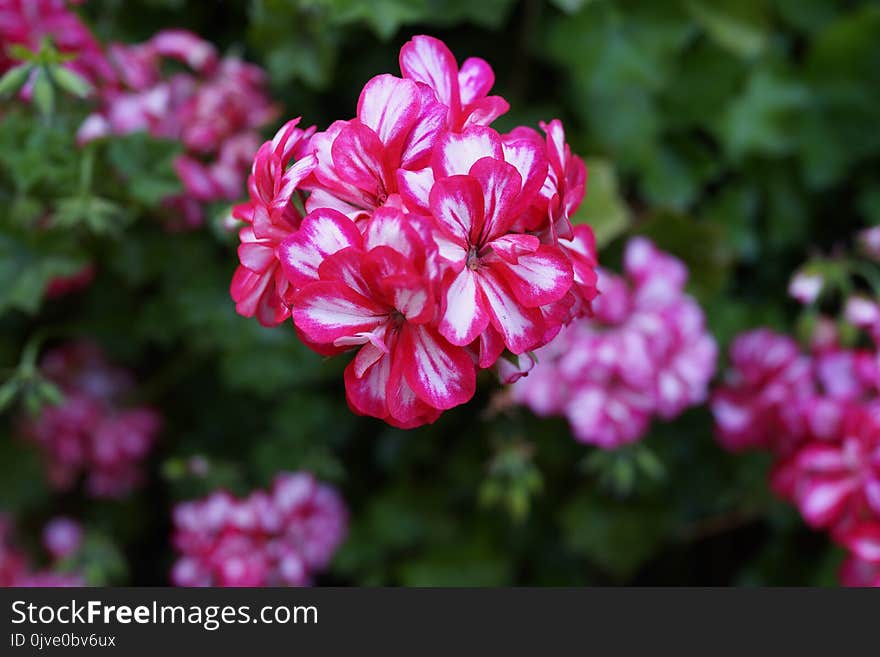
[687,0,769,59]
[50,66,93,98]
[0,63,32,96]
[572,158,631,247]
[31,67,54,117]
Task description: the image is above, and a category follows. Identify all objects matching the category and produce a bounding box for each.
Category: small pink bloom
[788,271,824,305]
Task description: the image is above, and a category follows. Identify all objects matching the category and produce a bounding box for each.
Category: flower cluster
[510,238,717,448]
[0,514,84,587]
[231,35,599,427]
[19,342,161,499]
[170,472,347,587]
[0,0,113,84]
[78,29,278,229]
[712,321,880,586]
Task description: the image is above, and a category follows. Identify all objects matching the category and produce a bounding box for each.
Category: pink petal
[397,167,435,214]
[399,324,476,409]
[344,350,392,419]
[399,35,460,113]
[500,136,548,209]
[357,74,421,151]
[469,157,521,242]
[492,245,573,308]
[797,477,858,528]
[490,234,541,264]
[439,268,491,346]
[238,242,275,272]
[478,267,544,354]
[400,87,447,169]
[292,281,387,346]
[461,95,510,129]
[362,206,425,261]
[428,174,484,245]
[432,126,503,179]
[331,120,387,196]
[277,208,363,287]
[458,57,494,105]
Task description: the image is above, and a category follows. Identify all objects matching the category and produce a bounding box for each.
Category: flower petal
[432,126,503,179]
[469,157,521,242]
[428,174,484,246]
[277,208,363,288]
[458,57,494,105]
[399,324,476,409]
[478,267,544,354]
[399,35,460,114]
[492,244,573,308]
[439,268,491,346]
[292,281,386,346]
[356,74,421,151]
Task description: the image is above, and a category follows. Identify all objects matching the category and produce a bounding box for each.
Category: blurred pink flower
[512,238,717,448]
[171,472,348,587]
[19,342,161,499]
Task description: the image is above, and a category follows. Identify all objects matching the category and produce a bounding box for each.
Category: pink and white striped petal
[397,167,435,214]
[399,35,460,113]
[439,268,491,347]
[492,244,573,308]
[330,120,387,196]
[469,157,522,242]
[292,281,387,346]
[399,324,476,409]
[277,209,362,287]
[478,268,545,354]
[428,174,484,245]
[458,57,494,106]
[432,127,503,179]
[356,74,421,151]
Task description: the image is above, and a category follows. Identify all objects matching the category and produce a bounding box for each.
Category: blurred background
[1,0,879,586]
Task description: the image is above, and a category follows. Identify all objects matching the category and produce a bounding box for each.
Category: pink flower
[840,554,880,587]
[304,74,445,221]
[18,342,161,499]
[231,35,599,427]
[42,517,83,560]
[230,118,317,327]
[788,271,824,305]
[79,30,277,229]
[398,35,509,131]
[710,329,813,453]
[44,263,95,299]
[512,238,716,448]
[0,514,85,587]
[859,226,880,262]
[0,0,114,86]
[170,472,347,587]
[286,208,475,427]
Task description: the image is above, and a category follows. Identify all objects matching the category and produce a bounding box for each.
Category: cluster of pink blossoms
[0,0,113,83]
[0,514,84,587]
[20,342,161,499]
[711,325,880,586]
[76,29,278,229]
[171,472,347,587]
[231,35,599,427]
[510,238,717,448]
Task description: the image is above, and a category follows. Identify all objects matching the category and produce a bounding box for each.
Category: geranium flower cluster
[231,35,599,427]
[0,0,113,84]
[19,342,161,499]
[77,29,277,229]
[170,472,348,587]
[0,514,84,587]
[712,325,880,586]
[510,238,717,448]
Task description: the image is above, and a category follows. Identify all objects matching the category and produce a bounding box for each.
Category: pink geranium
[79,29,277,229]
[171,472,347,587]
[231,35,599,427]
[19,342,161,499]
[511,238,717,448]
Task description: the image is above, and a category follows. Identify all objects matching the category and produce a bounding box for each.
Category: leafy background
[2,0,878,585]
